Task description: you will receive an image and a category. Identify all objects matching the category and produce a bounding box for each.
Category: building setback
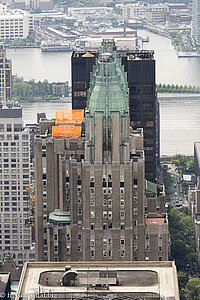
[71,48,159,183]
[34,39,168,263]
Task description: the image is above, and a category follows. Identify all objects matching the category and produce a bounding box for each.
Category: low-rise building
[16,261,180,300]
[146,4,169,24]
[52,82,69,97]
[123,3,147,20]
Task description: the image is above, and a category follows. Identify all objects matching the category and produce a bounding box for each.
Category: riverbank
[141,23,196,58]
[6,45,40,49]
[19,97,71,103]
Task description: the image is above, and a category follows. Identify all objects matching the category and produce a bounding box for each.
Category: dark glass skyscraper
[72,49,159,182]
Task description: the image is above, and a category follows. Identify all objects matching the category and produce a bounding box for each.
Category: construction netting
[52,124,81,137]
[56,109,84,123]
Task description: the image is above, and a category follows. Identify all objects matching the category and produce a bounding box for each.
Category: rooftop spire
[86,39,129,118]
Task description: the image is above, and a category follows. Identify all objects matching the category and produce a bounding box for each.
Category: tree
[185,278,200,299]
[12,76,57,101]
[178,271,189,290]
[161,165,173,199]
[171,154,188,175]
[187,157,194,172]
[168,206,196,270]
[180,215,195,246]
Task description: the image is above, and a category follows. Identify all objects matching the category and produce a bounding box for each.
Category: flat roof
[16,261,179,300]
[0,273,10,293]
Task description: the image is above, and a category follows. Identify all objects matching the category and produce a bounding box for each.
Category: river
[6,30,200,156]
[7,30,200,86]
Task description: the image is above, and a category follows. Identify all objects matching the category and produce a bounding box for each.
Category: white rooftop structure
[16,261,179,300]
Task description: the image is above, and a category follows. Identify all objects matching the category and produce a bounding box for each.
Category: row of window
[0,174,28,179]
[0,246,30,251]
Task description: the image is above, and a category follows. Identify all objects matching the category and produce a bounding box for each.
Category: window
[102,181,106,188]
[103,211,107,218]
[103,223,107,230]
[120,211,125,220]
[0,124,4,132]
[90,211,95,218]
[14,134,19,140]
[90,197,94,206]
[120,223,125,230]
[103,251,107,257]
[120,199,125,206]
[14,124,22,132]
[108,211,112,220]
[22,135,28,140]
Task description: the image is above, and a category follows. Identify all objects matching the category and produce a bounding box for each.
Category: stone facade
[35,40,168,262]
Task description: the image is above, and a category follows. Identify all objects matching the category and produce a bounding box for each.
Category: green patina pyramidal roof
[145,180,157,194]
[49,209,71,226]
[86,39,129,117]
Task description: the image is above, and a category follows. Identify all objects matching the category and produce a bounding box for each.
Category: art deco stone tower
[35,39,168,262]
[82,40,146,260]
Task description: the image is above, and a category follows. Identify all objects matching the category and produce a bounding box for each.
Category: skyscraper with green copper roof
[85,39,130,164]
[35,39,169,263]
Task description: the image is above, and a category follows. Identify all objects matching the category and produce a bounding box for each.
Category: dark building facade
[72,49,159,182]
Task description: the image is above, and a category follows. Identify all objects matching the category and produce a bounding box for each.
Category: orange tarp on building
[56,110,84,123]
[52,125,81,137]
